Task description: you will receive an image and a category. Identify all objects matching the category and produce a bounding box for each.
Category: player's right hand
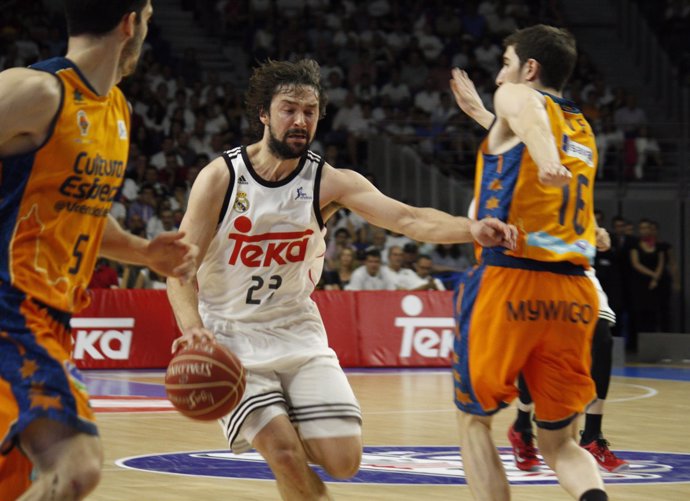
[538,163,572,187]
[171,326,215,353]
[146,231,199,285]
[470,217,518,249]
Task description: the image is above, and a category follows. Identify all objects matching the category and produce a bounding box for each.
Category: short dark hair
[245,59,327,136]
[364,248,382,260]
[64,0,148,36]
[504,24,577,91]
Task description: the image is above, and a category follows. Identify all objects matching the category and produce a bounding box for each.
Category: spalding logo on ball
[165,342,246,420]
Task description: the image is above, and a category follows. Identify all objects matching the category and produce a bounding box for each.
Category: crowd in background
[0,0,683,344]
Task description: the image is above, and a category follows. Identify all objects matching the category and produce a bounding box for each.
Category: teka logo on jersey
[228,216,313,268]
[70,317,133,360]
[116,446,690,486]
[395,295,454,358]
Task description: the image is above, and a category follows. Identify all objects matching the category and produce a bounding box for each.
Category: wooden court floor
[85,368,690,500]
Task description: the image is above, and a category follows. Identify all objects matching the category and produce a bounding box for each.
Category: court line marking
[607,383,658,403]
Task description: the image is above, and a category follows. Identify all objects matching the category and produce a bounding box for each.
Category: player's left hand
[146,231,198,284]
[470,218,518,249]
[595,227,611,251]
[538,162,572,187]
[450,68,486,120]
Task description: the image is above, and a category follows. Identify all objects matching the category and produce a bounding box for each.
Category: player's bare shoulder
[319,162,373,208]
[0,67,62,155]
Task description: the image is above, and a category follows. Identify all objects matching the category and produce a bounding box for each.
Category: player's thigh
[453,265,540,415]
[220,369,289,453]
[281,354,362,441]
[21,418,102,473]
[522,274,598,427]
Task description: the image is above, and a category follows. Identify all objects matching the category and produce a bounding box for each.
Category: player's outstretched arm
[100,215,198,283]
[0,68,61,156]
[320,165,517,248]
[167,157,230,351]
[494,83,571,187]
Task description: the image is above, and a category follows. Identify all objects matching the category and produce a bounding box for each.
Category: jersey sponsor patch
[77,110,90,136]
[562,135,594,167]
[294,186,313,201]
[116,446,690,485]
[117,120,128,140]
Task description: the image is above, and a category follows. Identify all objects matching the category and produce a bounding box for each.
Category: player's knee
[266,446,308,477]
[66,444,102,498]
[72,462,102,499]
[319,447,361,479]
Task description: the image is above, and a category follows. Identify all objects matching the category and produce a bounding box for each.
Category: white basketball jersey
[197,146,326,324]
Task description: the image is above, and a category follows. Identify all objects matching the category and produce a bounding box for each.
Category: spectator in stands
[414,78,442,115]
[614,93,647,138]
[382,246,418,289]
[401,254,446,290]
[89,259,120,289]
[633,126,662,180]
[431,243,471,272]
[346,248,396,290]
[651,220,679,331]
[629,219,665,350]
[379,68,412,106]
[146,208,176,240]
[400,49,429,93]
[325,226,356,270]
[322,247,358,290]
[128,184,158,226]
[401,242,419,270]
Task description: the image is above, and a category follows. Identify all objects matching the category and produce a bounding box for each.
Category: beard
[119,22,145,78]
[267,124,311,159]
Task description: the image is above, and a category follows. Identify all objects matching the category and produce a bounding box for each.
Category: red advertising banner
[356,291,455,367]
[72,290,180,369]
[312,291,359,367]
[72,290,456,369]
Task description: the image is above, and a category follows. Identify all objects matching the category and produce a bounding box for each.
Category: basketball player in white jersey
[167,59,517,501]
[456,69,627,473]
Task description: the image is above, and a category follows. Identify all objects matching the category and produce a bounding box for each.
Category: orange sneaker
[507,425,540,471]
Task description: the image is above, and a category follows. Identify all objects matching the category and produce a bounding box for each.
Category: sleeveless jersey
[197,146,326,324]
[0,58,130,312]
[474,92,597,268]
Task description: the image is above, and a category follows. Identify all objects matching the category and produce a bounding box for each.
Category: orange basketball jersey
[0,58,130,313]
[473,92,598,267]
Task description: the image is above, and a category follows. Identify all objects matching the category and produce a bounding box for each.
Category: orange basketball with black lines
[165,342,246,421]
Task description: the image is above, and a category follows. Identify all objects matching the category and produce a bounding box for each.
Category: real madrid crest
[233,192,249,213]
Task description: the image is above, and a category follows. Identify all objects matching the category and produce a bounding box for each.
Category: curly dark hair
[245,59,328,137]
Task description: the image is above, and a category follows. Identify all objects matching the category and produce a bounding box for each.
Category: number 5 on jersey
[69,234,90,274]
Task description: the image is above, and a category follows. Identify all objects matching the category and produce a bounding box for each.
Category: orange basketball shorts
[452,255,598,429]
[0,284,97,497]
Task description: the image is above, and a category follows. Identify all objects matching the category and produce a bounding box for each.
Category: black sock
[581,414,603,444]
[580,488,608,501]
[514,409,533,433]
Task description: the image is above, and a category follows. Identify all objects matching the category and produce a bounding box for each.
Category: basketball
[165,342,246,421]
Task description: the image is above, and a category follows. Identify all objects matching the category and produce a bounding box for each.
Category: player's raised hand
[449,68,494,129]
[146,231,198,284]
[538,162,572,187]
[171,326,216,353]
[470,217,518,249]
